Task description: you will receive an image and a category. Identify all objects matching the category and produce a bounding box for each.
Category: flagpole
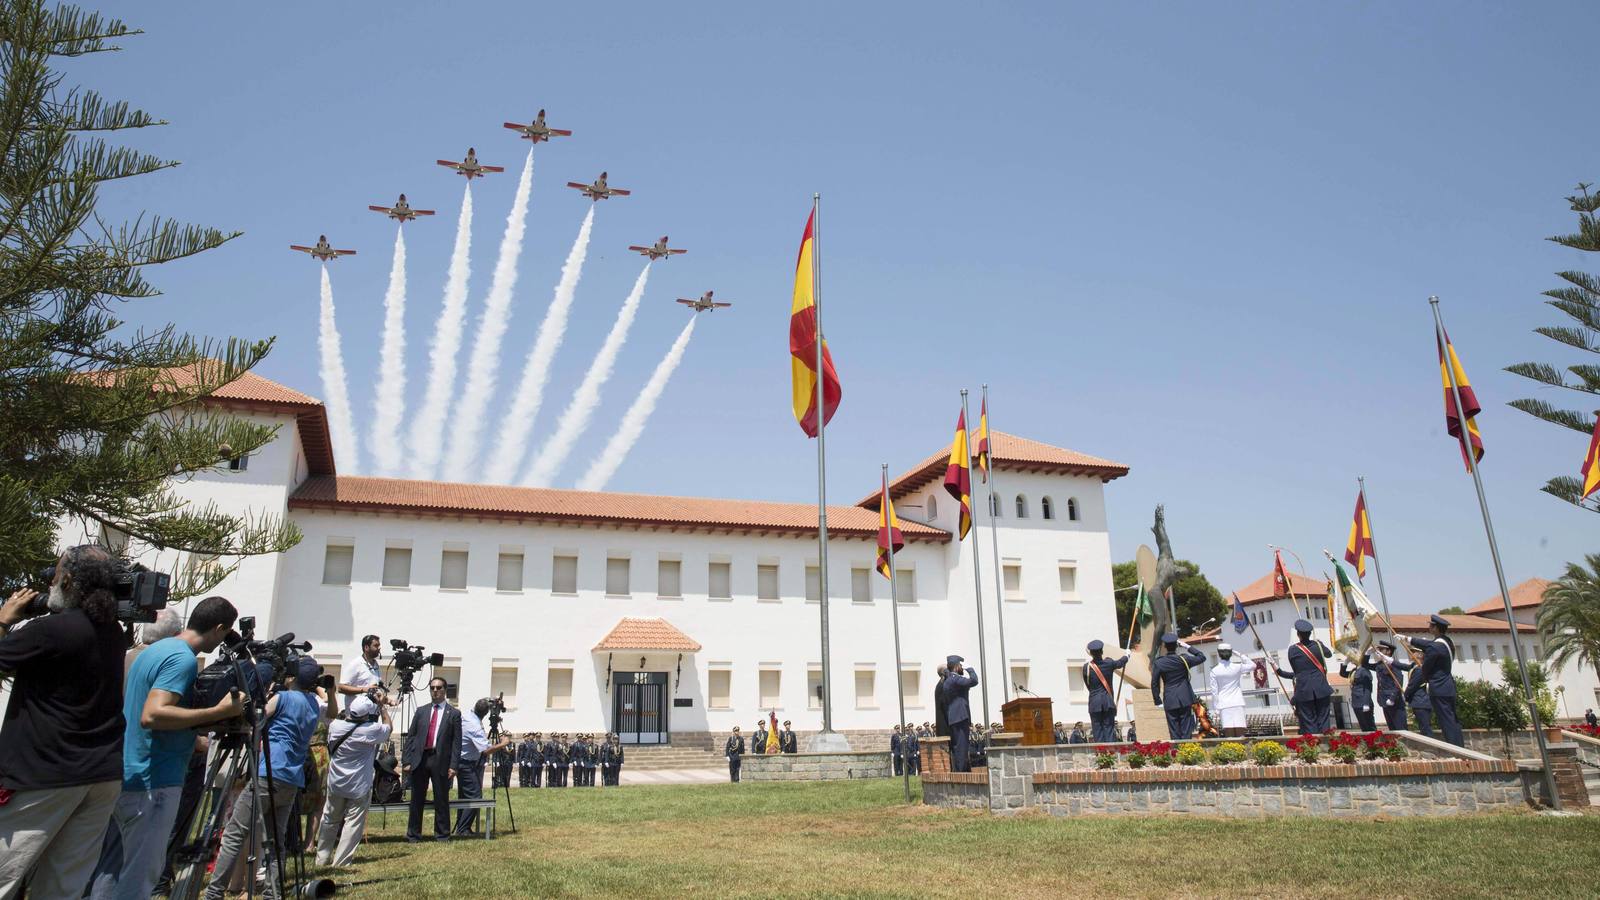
[961,389,992,726]
[1430,295,1560,810]
[1357,477,1407,654]
[1242,614,1295,704]
[884,464,913,804]
[1266,545,1309,618]
[812,192,836,737]
[982,385,1010,706]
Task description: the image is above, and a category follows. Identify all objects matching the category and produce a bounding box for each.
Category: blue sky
[78,2,1596,612]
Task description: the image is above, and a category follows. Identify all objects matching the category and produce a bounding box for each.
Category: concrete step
[1582,771,1599,806]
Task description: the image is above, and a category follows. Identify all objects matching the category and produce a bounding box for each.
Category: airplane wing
[481,165,506,173]
[437,160,460,168]
[608,188,631,196]
[627,246,649,252]
[566,182,588,190]
[675,299,695,307]
[668,248,687,255]
[548,128,573,136]
[502,122,527,130]
[289,245,313,253]
[336,250,357,256]
[367,206,391,214]
[712,302,731,308]
[413,209,436,216]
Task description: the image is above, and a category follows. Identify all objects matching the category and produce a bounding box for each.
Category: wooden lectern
[1001,697,1054,746]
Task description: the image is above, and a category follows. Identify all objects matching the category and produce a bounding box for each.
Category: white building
[65,372,1132,744]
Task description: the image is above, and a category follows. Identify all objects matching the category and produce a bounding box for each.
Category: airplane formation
[291,107,726,314]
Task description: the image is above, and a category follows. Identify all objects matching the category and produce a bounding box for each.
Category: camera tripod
[486,715,517,834]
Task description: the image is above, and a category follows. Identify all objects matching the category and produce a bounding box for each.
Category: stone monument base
[803,730,853,753]
[1126,691,1168,744]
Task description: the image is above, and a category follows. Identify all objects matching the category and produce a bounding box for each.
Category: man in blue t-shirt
[87,596,240,900]
[205,656,324,900]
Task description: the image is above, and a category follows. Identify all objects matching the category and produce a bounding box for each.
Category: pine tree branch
[1505,398,1592,434]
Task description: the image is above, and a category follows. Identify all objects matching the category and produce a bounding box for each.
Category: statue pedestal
[1125,692,1168,744]
[803,730,853,753]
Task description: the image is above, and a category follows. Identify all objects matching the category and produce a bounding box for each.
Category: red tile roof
[290,475,952,541]
[593,618,702,652]
[1231,570,1328,607]
[1385,614,1534,634]
[859,431,1129,506]
[1464,578,1552,615]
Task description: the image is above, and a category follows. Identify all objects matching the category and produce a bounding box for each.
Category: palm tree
[1538,554,1600,674]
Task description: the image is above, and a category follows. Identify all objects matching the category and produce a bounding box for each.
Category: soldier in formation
[1403,614,1463,746]
[1274,620,1334,735]
[780,720,797,753]
[725,726,745,783]
[1340,655,1377,732]
[1370,638,1412,731]
[751,718,768,756]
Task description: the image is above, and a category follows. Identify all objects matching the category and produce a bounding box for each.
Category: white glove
[1178,640,1192,650]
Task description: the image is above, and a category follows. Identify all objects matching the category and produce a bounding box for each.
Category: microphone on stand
[1014,683,1038,697]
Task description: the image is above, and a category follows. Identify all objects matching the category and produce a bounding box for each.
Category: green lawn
[301,779,1600,899]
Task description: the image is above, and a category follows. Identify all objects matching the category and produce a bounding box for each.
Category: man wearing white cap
[317,690,392,868]
[1208,643,1256,738]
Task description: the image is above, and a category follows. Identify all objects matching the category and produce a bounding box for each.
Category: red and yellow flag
[1436,325,1483,470]
[943,408,973,539]
[1272,549,1292,599]
[976,395,991,484]
[766,710,781,754]
[1582,412,1600,500]
[789,209,841,437]
[876,471,904,580]
[1344,489,1375,579]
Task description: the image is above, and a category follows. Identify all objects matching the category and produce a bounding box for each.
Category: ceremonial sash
[1087,661,1113,694]
[1295,642,1326,676]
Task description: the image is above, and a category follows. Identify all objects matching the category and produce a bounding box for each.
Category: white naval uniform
[1209,657,1255,729]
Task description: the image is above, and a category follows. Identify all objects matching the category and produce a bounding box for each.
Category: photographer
[452,697,513,836]
[337,634,382,712]
[0,546,126,899]
[203,657,322,900]
[88,595,241,900]
[315,687,391,868]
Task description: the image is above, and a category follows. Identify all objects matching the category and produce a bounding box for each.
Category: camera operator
[87,595,242,900]
[315,686,391,868]
[401,677,460,842]
[0,546,126,899]
[337,634,382,712]
[203,657,322,900]
[452,697,515,836]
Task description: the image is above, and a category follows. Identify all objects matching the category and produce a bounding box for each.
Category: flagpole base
[803,730,854,753]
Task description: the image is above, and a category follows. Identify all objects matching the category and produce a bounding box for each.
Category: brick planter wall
[741,750,890,781]
[920,772,988,809]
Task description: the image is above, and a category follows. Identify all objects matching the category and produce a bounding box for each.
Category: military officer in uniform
[725,726,745,783]
[1083,639,1129,743]
[751,719,768,757]
[1150,633,1207,739]
[890,725,904,776]
[493,736,514,789]
[543,733,561,787]
[525,732,544,787]
[1368,640,1411,731]
[612,733,626,785]
[586,733,601,786]
[906,726,920,775]
[780,720,797,754]
[1340,655,1377,732]
[1405,614,1463,746]
[940,655,980,772]
[569,734,586,786]
[1274,620,1334,735]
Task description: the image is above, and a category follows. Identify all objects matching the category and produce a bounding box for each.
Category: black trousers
[1381,701,1407,731]
[407,750,451,840]
[728,756,741,782]
[1294,696,1332,735]
[1164,706,1196,740]
[1434,696,1464,746]
[950,724,971,772]
[453,758,484,835]
[1090,710,1118,743]
[1411,706,1434,737]
[893,754,903,776]
[1354,705,1376,732]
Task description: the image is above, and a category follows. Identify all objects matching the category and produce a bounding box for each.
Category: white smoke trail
[520,263,652,486]
[482,207,595,484]
[442,148,536,479]
[317,265,360,472]
[576,316,697,492]
[369,225,408,476]
[406,184,474,480]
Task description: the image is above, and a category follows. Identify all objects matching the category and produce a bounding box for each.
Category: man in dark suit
[1273,620,1334,735]
[933,666,950,737]
[402,676,462,842]
[1150,633,1206,739]
[1405,615,1462,745]
[940,655,979,772]
[889,725,904,776]
[1083,639,1129,743]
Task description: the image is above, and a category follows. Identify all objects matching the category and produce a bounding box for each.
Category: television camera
[191,616,314,715]
[26,559,170,624]
[389,638,443,692]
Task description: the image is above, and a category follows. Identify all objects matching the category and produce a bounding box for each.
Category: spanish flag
[767,710,781,754]
[943,408,973,539]
[1583,412,1600,500]
[1344,489,1375,579]
[976,395,991,484]
[1436,325,1483,469]
[789,209,841,437]
[876,471,904,580]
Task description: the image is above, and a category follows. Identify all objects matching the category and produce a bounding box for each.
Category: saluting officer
[1084,639,1129,743]
[1405,614,1463,746]
[1274,619,1334,735]
[1340,656,1377,732]
[1370,640,1412,731]
[725,726,745,783]
[1150,633,1207,739]
[940,655,980,772]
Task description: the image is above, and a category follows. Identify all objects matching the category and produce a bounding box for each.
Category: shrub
[1210,741,1248,765]
[1328,732,1361,763]
[1125,748,1147,769]
[1287,734,1322,763]
[1252,741,1288,766]
[1457,679,1529,731]
[1175,743,1208,766]
[1093,747,1116,769]
[1500,658,1558,725]
[1383,740,1408,762]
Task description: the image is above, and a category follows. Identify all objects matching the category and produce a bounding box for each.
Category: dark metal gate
[613,672,668,744]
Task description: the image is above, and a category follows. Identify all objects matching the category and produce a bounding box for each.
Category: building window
[434,664,462,706]
[708,561,732,600]
[658,559,682,598]
[440,549,468,590]
[381,547,412,588]
[552,554,578,595]
[496,552,524,592]
[851,567,872,604]
[854,668,876,709]
[901,668,922,708]
[805,565,820,604]
[927,494,938,519]
[225,452,250,472]
[759,669,782,707]
[1058,564,1077,601]
[807,667,823,710]
[989,493,1001,517]
[709,669,731,709]
[1266,609,1273,624]
[1015,495,1028,519]
[1066,660,1087,699]
[1003,562,1023,601]
[757,563,780,601]
[1067,498,1079,521]
[322,542,354,586]
[490,665,519,708]
[1467,644,1478,662]
[1041,497,1054,520]
[894,568,915,604]
[1010,664,1030,693]
[546,667,573,710]
[606,556,630,596]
